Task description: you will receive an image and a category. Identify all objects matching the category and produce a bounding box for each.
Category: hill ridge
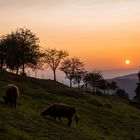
[0,71,140,140]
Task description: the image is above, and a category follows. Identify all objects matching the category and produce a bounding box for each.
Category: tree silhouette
[0,36,6,70]
[3,28,42,74]
[73,70,85,89]
[60,57,85,87]
[138,71,140,82]
[135,71,140,101]
[110,81,118,95]
[4,33,22,74]
[83,72,90,92]
[116,88,128,99]
[96,79,107,95]
[88,71,103,93]
[44,48,68,81]
[106,81,111,95]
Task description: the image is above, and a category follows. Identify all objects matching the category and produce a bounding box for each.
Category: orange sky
[0,0,140,71]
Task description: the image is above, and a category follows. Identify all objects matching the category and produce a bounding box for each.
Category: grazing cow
[3,84,19,108]
[41,103,78,126]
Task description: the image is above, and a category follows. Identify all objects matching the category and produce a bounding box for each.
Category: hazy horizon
[26,67,138,86]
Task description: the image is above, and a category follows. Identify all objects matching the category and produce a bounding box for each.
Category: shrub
[116,89,128,100]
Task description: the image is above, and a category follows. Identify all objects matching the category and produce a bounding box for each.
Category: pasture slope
[0,71,140,140]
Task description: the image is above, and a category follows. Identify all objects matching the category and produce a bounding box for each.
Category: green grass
[0,70,140,140]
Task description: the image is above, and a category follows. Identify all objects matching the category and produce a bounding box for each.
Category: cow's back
[53,103,76,117]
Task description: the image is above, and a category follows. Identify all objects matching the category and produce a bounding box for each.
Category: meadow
[0,71,140,140]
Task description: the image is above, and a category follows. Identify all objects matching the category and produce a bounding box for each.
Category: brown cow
[41,103,78,126]
[3,84,19,108]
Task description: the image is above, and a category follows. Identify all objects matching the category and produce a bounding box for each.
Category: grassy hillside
[0,71,140,140]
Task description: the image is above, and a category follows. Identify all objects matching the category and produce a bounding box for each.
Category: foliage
[116,88,129,100]
[138,71,140,83]
[82,71,91,92]
[60,57,85,87]
[73,71,86,89]
[96,79,108,95]
[135,71,140,101]
[88,71,103,93]
[109,81,118,95]
[0,36,7,69]
[0,28,43,74]
[44,48,68,81]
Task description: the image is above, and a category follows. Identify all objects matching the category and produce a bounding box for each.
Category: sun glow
[125,60,130,65]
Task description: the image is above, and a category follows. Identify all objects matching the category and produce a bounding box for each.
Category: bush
[116,89,129,100]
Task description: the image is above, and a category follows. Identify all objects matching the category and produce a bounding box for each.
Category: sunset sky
[0,0,140,78]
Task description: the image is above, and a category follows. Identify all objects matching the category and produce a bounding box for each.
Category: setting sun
[125,60,131,65]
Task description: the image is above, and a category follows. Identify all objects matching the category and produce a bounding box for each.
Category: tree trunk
[107,89,109,95]
[114,89,116,95]
[92,81,95,93]
[85,82,88,92]
[53,69,56,81]
[78,82,80,90]
[70,79,72,88]
[104,89,105,95]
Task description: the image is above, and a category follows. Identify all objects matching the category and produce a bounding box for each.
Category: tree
[4,33,22,74]
[0,36,6,70]
[88,71,103,93]
[60,57,85,87]
[44,48,68,81]
[96,79,107,95]
[110,81,118,95]
[15,28,42,74]
[135,71,140,101]
[4,28,43,74]
[138,71,140,82]
[73,70,85,89]
[116,88,128,100]
[82,71,90,92]
[106,81,111,95]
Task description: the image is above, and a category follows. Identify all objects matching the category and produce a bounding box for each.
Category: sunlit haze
[0,0,140,80]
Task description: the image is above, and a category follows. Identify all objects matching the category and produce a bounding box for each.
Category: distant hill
[113,73,138,80]
[1,71,140,139]
[108,73,138,99]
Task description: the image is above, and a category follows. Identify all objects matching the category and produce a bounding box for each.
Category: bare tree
[60,57,85,87]
[44,48,68,81]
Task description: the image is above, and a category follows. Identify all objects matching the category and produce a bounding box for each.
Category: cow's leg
[13,99,17,108]
[58,117,62,124]
[67,117,72,127]
[10,101,13,108]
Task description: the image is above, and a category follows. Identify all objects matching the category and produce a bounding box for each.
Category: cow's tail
[74,108,78,124]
